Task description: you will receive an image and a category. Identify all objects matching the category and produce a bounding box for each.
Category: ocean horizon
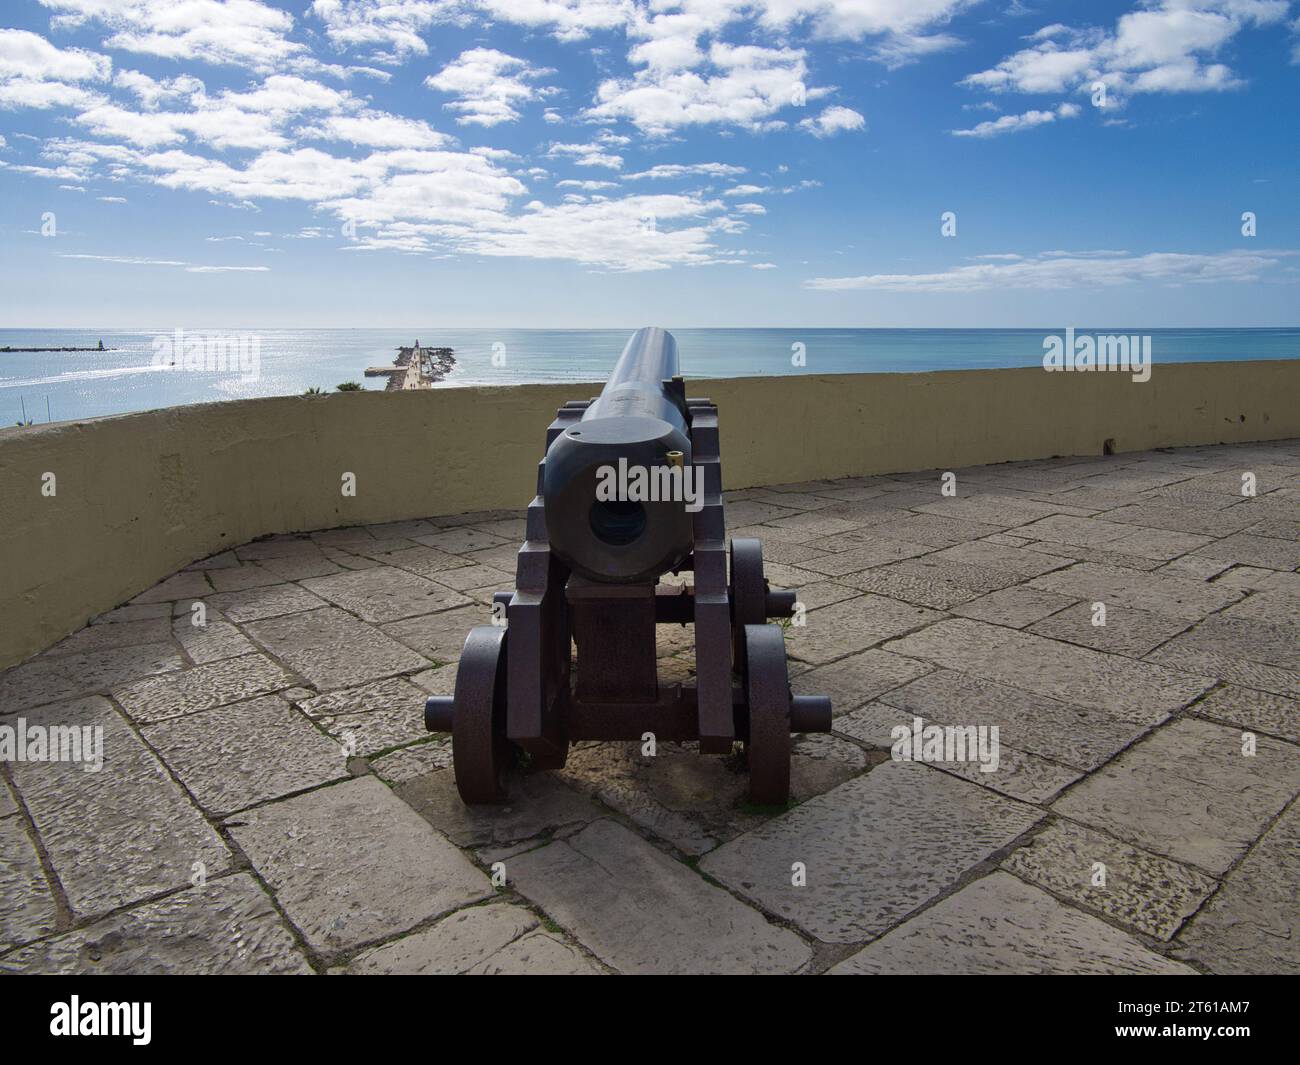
[3,326,1297,424]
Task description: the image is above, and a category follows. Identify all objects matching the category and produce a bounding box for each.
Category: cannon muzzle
[543,327,694,583]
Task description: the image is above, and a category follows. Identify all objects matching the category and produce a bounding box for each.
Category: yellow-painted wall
[2,359,1297,668]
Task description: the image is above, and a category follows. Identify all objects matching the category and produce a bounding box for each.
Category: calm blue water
[1,327,1296,424]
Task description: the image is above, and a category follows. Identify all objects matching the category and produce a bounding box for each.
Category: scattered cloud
[806,249,1296,292]
[799,104,865,137]
[424,48,554,126]
[952,100,1080,137]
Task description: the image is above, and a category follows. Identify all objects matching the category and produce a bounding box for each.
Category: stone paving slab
[876,669,1160,769]
[9,696,231,920]
[246,607,429,690]
[342,902,541,974]
[302,566,471,623]
[1175,801,1299,974]
[0,643,183,714]
[143,695,348,815]
[885,618,1214,715]
[789,649,933,717]
[1028,562,1244,620]
[508,819,811,974]
[1189,685,1299,744]
[785,596,943,665]
[829,872,1196,975]
[1003,820,1217,941]
[207,583,328,623]
[1053,718,1300,874]
[114,652,293,724]
[700,761,1043,943]
[0,817,58,951]
[227,776,492,960]
[1026,601,1193,658]
[172,617,258,665]
[39,617,174,658]
[0,873,311,975]
[0,778,16,818]
[951,585,1079,628]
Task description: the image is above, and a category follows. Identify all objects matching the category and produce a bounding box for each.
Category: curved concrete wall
[2,359,1297,668]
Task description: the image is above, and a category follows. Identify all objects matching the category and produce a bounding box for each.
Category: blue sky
[0,0,1297,327]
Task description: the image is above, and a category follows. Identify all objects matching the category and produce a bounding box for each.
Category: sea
[2,327,1296,425]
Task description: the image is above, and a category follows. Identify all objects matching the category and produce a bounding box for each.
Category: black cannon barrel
[543,327,694,583]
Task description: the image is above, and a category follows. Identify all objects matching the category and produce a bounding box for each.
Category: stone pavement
[1,440,1296,974]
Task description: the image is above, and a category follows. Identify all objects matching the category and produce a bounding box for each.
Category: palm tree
[303,386,324,395]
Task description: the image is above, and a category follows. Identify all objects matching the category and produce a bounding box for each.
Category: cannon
[424,326,831,805]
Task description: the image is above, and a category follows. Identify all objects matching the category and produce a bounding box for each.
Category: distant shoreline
[1,346,116,353]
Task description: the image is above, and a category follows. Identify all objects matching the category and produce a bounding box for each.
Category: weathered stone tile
[469,930,603,974]
[0,778,16,818]
[720,499,802,527]
[467,516,527,539]
[913,494,1060,527]
[0,643,182,714]
[39,618,173,658]
[1028,562,1243,620]
[428,563,514,593]
[785,596,943,665]
[184,549,240,571]
[255,553,343,581]
[759,539,834,565]
[207,563,284,593]
[246,608,428,690]
[1004,821,1217,941]
[10,696,231,919]
[208,583,326,623]
[877,669,1161,767]
[837,562,985,609]
[1218,587,1300,625]
[0,818,58,950]
[700,761,1042,943]
[933,539,1072,578]
[785,580,860,611]
[796,538,932,576]
[114,652,293,724]
[884,619,1213,714]
[790,649,932,715]
[1027,602,1192,657]
[398,769,604,850]
[510,819,810,973]
[228,776,491,958]
[1245,517,1300,541]
[380,605,485,664]
[90,602,173,625]
[409,661,458,695]
[1157,555,1235,581]
[1151,614,1299,671]
[1147,644,1300,699]
[431,508,518,529]
[0,873,311,975]
[144,695,347,815]
[172,618,256,664]
[952,586,1077,628]
[830,872,1195,974]
[371,738,453,783]
[1190,685,1299,744]
[458,543,523,571]
[302,566,470,623]
[1053,718,1300,874]
[343,903,540,974]
[1195,532,1300,571]
[865,514,1004,548]
[365,519,440,539]
[130,571,213,604]
[1102,503,1256,537]
[1175,802,1300,974]
[297,676,424,720]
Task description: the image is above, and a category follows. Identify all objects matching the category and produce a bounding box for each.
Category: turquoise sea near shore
[2,327,1297,424]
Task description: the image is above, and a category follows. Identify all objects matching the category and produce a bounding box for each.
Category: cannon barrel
[543,327,694,583]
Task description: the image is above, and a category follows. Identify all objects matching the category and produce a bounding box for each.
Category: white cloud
[799,104,865,136]
[40,0,307,71]
[0,28,110,81]
[309,0,457,59]
[425,48,554,127]
[723,183,769,196]
[307,113,449,148]
[589,42,824,134]
[624,162,747,180]
[952,100,1080,137]
[547,141,624,169]
[805,249,1294,291]
[733,202,766,214]
[962,1,1287,101]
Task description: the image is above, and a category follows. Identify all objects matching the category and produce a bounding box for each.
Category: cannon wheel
[743,624,791,806]
[452,626,514,804]
[729,538,767,664]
